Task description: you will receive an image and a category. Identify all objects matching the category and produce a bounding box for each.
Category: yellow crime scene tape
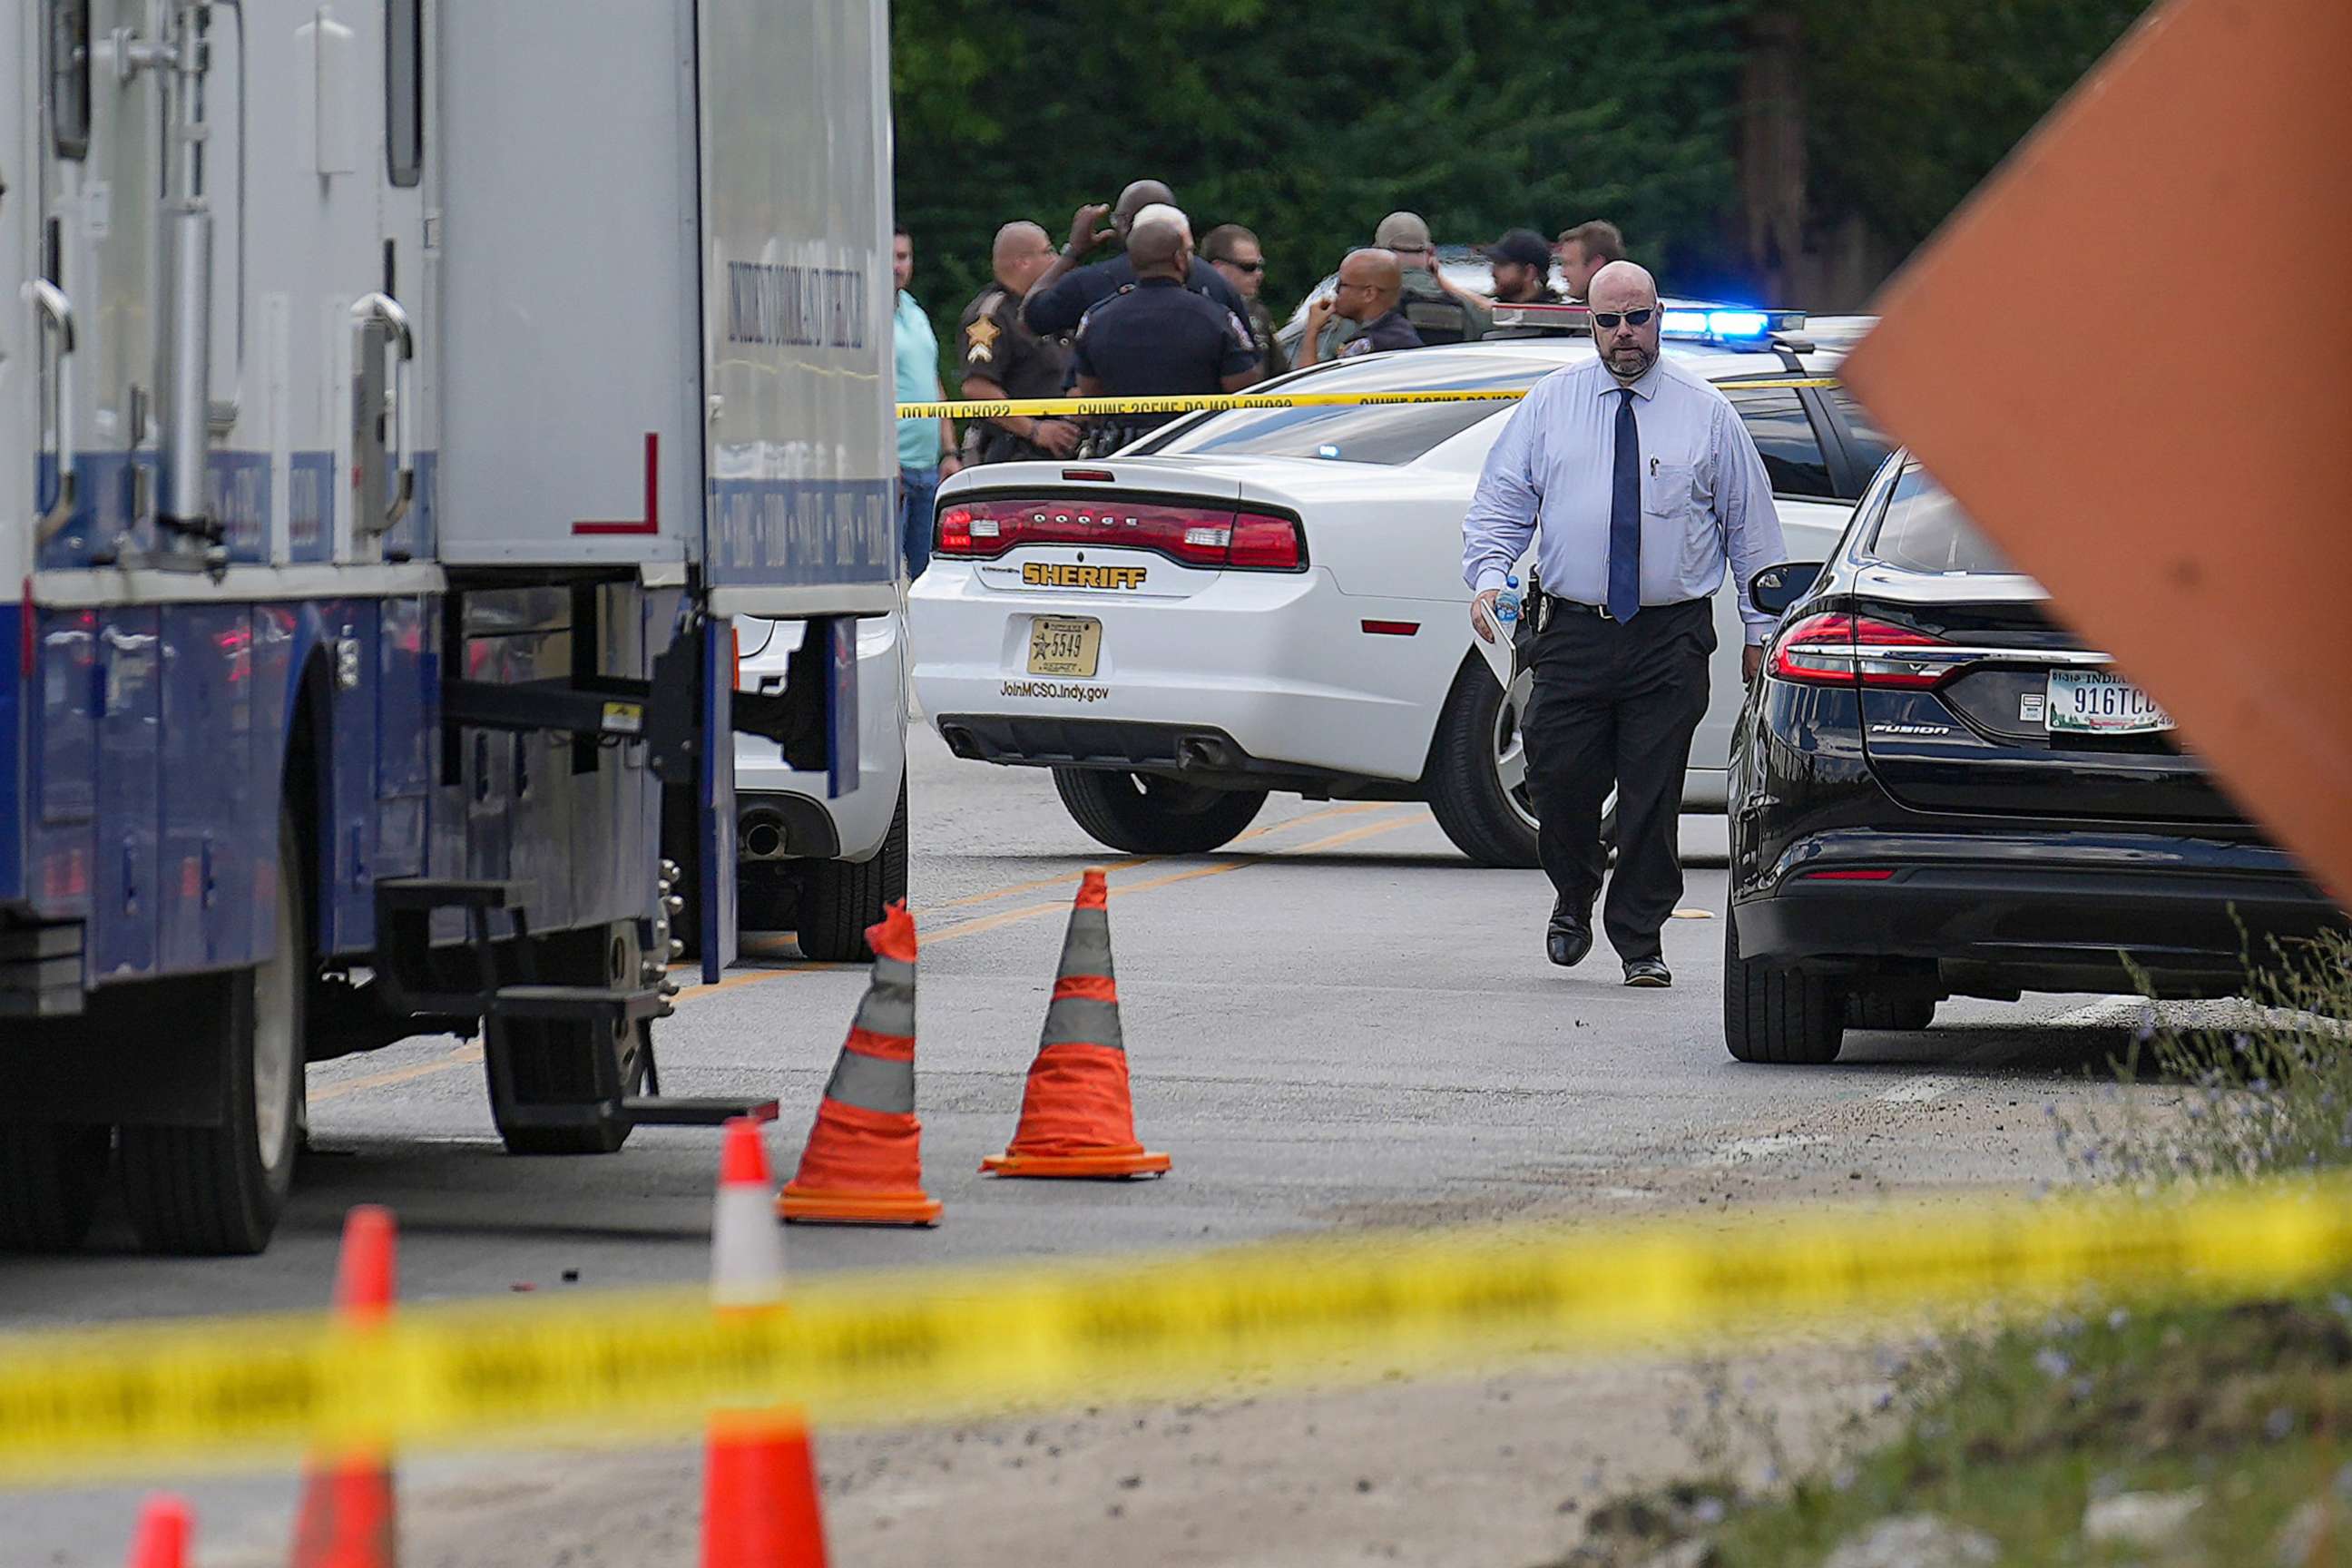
[897,378,1841,421]
[2,1174,2348,1484]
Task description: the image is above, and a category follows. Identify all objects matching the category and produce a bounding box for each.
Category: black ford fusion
[1724,456,2347,1064]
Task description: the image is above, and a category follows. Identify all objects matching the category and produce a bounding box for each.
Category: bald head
[1587,261,1662,383]
[1126,206,1193,279]
[991,220,1055,291]
[1113,181,1178,238]
[1586,260,1658,313]
[1334,248,1404,323]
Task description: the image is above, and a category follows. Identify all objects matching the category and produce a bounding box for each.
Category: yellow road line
[682,807,1425,996]
[309,805,1427,1099]
[310,1042,485,1105]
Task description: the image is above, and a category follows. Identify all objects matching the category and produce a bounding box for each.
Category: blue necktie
[1607,387,1642,622]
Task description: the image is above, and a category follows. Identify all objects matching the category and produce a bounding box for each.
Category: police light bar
[1661,307,1806,342]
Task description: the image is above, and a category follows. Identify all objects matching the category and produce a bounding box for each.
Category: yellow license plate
[1026,616,1101,678]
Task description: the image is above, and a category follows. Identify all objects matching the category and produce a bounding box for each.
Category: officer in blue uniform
[1069,208,1262,453]
[1024,180,1259,352]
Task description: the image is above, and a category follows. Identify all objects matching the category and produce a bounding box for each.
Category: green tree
[892,0,1751,330]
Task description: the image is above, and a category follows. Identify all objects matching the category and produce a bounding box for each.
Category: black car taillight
[1768,612,1958,689]
[935,498,1305,572]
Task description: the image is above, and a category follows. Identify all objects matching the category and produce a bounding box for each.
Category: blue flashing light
[1707,310,1769,338]
[1661,310,1709,338]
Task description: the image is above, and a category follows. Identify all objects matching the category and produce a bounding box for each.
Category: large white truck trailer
[0,0,905,1254]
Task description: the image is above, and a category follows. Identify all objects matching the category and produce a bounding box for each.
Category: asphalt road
[2,728,2171,1563]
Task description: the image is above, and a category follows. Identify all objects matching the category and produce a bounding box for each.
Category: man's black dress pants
[1520,596,1715,964]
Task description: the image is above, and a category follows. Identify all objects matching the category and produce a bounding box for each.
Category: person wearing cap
[1460,260,1783,991]
[1436,227,1563,340]
[1296,249,1426,368]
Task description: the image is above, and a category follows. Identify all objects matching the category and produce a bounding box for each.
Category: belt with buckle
[1541,594,1705,625]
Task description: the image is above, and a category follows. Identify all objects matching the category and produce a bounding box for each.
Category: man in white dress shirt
[1462,261,1785,988]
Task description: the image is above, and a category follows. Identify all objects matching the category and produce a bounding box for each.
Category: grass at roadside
[1561,933,2352,1567]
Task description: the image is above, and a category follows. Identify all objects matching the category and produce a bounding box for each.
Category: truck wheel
[494,927,650,1156]
[1426,660,1613,869]
[0,1125,112,1253]
[1847,992,1937,1032]
[794,780,909,963]
[1723,909,1846,1065]
[1053,768,1264,855]
[119,812,307,1255]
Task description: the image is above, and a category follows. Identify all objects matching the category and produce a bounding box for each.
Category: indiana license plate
[1026,615,1101,678]
[2045,668,2174,735]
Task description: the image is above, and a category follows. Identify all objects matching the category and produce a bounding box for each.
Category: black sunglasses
[1220,259,1266,274]
[1591,308,1657,329]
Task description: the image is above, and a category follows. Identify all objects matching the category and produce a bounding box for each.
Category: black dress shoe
[1623,957,1672,988]
[1546,901,1594,968]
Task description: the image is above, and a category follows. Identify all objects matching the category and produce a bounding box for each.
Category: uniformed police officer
[1308,212,1469,359]
[1201,223,1289,378]
[1461,261,1784,990]
[955,221,1077,465]
[1024,180,1258,355]
[1296,249,1426,367]
[1069,207,1260,451]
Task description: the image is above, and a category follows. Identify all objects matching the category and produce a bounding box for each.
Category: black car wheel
[795,780,910,963]
[1427,659,1613,869]
[1723,908,1846,1064]
[1847,992,1937,1032]
[1054,768,1265,855]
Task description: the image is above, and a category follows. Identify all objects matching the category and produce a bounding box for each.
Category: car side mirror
[1749,561,1826,619]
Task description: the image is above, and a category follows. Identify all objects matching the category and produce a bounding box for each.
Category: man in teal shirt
[893,227,960,578]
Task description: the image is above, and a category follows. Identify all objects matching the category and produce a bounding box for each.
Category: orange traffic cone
[124,1494,191,1568]
[983,869,1171,1179]
[703,1117,829,1568]
[290,1207,398,1568]
[778,904,943,1225]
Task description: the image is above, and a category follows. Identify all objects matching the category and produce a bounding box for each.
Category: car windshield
[1140,355,1538,467]
[1867,463,2015,573]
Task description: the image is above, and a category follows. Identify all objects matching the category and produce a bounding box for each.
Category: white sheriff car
[733,612,910,959]
[910,310,1885,864]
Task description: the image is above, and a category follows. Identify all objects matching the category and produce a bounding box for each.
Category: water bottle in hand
[1494,573,1522,635]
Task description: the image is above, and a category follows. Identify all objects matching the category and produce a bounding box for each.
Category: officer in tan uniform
[955,221,1077,464]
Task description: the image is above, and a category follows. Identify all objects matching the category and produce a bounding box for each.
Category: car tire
[119,810,307,1255]
[1053,768,1266,856]
[0,1124,112,1253]
[795,779,910,963]
[1847,992,1937,1032]
[1723,908,1846,1064]
[1426,659,1612,869]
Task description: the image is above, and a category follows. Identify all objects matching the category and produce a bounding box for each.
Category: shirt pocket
[1644,461,1699,518]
